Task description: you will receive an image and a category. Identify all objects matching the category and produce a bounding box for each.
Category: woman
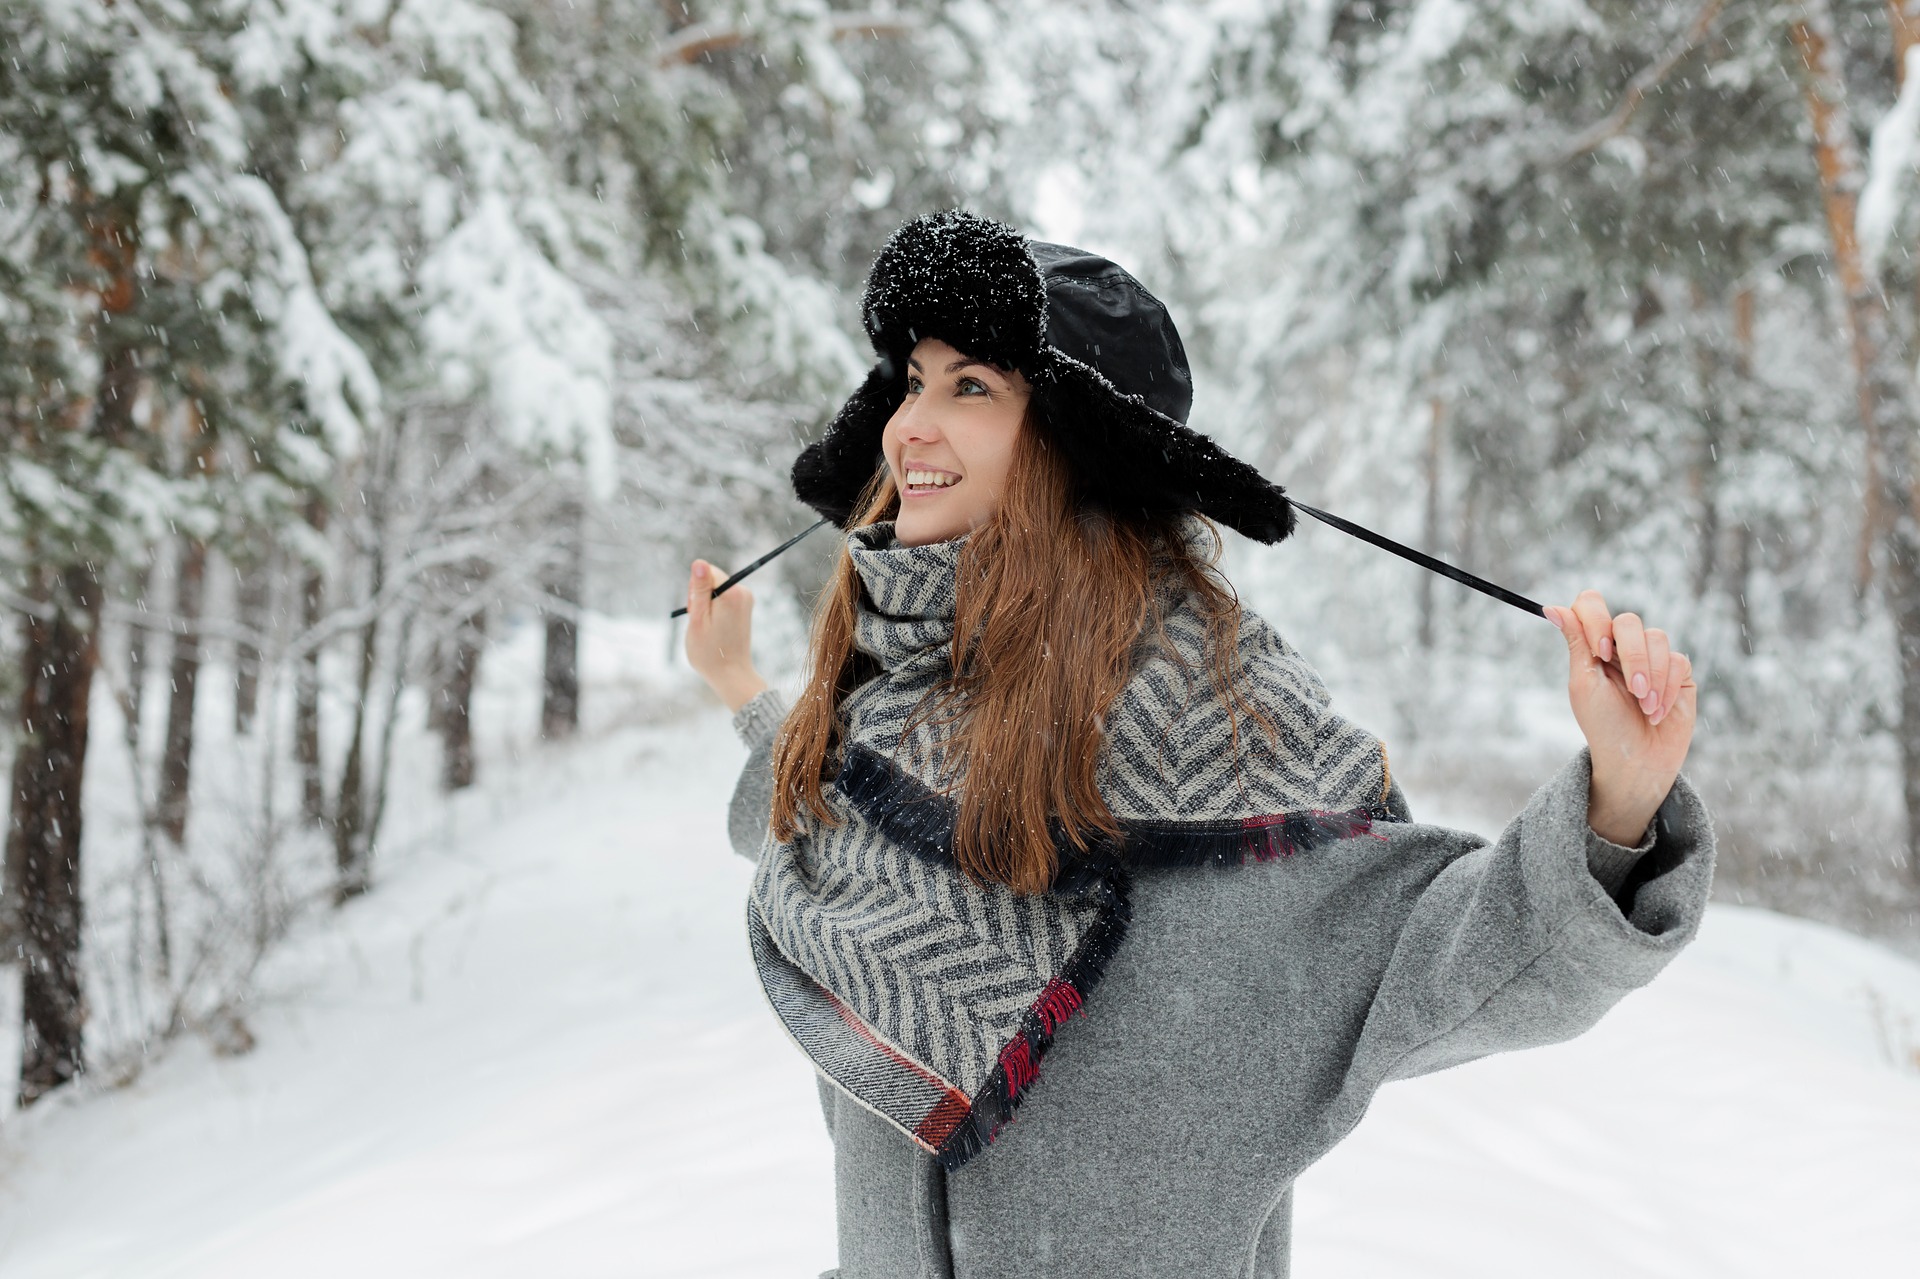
[684,211,1712,1279]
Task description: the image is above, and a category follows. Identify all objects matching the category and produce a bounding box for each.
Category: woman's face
[882,337,1031,547]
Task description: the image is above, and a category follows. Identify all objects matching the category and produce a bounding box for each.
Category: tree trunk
[8,565,102,1105]
[124,556,157,745]
[1688,283,1726,601]
[437,611,485,791]
[155,537,206,848]
[233,551,270,735]
[366,611,416,846]
[1792,10,1898,591]
[10,199,145,1105]
[1417,397,1445,650]
[1733,525,1757,658]
[1897,0,1920,363]
[331,622,377,904]
[332,552,383,905]
[296,504,327,828]
[1791,4,1920,884]
[1730,286,1758,657]
[540,504,583,741]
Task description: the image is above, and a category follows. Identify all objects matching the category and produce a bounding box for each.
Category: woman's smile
[903,465,962,495]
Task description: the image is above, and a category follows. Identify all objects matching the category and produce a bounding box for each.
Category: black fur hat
[791,209,1295,543]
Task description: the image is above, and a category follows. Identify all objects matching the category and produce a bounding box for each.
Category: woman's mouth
[904,467,961,496]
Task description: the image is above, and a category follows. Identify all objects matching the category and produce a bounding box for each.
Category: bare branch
[657,11,918,67]
[1556,0,1725,163]
[0,586,55,620]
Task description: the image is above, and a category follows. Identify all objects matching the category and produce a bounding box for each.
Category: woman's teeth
[906,470,958,488]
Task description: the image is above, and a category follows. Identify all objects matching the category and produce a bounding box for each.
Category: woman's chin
[894,508,969,547]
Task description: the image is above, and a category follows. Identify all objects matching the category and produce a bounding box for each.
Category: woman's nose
[894,399,943,441]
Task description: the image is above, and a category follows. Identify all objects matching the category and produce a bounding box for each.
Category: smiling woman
[883,342,1030,546]
[679,210,1714,1279]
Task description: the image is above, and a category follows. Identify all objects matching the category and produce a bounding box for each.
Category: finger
[1570,589,1614,664]
[711,584,753,658]
[1548,605,1592,665]
[1653,651,1691,726]
[709,580,752,620]
[1612,611,1649,701]
[687,560,716,630]
[1642,628,1671,715]
[1551,603,1628,701]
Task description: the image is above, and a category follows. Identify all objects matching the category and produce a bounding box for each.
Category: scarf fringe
[933,872,1133,1170]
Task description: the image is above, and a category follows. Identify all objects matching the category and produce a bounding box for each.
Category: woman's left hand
[1545,590,1697,847]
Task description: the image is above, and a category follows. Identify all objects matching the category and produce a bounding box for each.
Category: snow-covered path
[1,712,1919,1278]
[0,716,834,1278]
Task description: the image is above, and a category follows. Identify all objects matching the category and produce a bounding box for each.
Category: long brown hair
[770,417,1254,895]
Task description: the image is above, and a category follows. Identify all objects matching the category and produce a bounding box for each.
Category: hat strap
[1290,502,1546,619]
[670,507,1548,624]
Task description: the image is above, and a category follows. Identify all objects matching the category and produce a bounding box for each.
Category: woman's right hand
[684,560,769,712]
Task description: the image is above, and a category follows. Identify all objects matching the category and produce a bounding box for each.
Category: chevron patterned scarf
[747,523,1392,1169]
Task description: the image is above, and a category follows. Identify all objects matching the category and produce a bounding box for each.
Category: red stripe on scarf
[915,1091,976,1148]
[823,991,976,1149]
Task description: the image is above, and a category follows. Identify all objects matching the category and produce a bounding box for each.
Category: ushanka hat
[791,209,1297,543]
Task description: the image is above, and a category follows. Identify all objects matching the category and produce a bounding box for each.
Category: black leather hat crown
[792,209,1295,543]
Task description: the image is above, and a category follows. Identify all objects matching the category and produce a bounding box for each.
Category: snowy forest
[3,1,1920,1274]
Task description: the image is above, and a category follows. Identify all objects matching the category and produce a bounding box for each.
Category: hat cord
[672,508,1547,624]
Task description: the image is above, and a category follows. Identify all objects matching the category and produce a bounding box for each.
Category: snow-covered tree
[0,0,372,1103]
[1035,0,1919,920]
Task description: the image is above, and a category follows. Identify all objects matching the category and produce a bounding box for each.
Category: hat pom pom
[860,210,1048,371]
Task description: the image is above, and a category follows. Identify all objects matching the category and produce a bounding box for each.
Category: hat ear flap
[1029,366,1297,544]
[794,363,900,527]
[1029,370,1184,526]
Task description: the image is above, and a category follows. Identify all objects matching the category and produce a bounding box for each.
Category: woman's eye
[905,376,923,394]
[957,378,986,396]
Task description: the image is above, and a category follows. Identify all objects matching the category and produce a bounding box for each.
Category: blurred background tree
[2,0,1917,1109]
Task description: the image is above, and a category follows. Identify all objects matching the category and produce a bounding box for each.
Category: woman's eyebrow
[904,355,1005,379]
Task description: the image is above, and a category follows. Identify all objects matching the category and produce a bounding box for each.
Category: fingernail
[1546,609,1565,633]
[1599,637,1613,662]
[694,563,706,579]
[1631,672,1648,698]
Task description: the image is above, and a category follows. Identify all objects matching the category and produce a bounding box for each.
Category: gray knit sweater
[727,684,1713,1279]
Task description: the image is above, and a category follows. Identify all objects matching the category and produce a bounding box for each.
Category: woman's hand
[1545,590,1697,847]
[684,560,768,713]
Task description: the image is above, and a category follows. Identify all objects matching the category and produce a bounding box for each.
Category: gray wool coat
[725,686,1714,1279]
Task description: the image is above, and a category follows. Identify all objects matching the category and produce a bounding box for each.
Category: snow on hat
[791,209,1296,544]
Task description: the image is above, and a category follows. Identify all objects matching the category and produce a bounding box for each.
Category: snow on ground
[1,704,1919,1277]
[0,711,833,1279]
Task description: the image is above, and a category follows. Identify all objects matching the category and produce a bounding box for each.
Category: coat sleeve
[726,689,789,863]
[1348,748,1714,1086]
